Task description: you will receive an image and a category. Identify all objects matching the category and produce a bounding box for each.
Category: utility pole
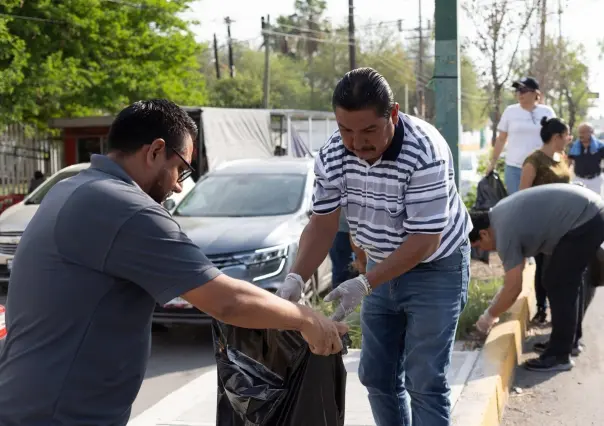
[348,0,356,70]
[417,0,425,118]
[225,16,235,78]
[538,0,547,93]
[262,15,271,108]
[434,0,461,189]
[213,33,221,80]
[557,0,563,114]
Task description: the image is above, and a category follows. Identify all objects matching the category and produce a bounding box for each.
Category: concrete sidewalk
[128,349,479,426]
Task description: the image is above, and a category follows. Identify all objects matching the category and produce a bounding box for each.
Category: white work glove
[475,308,499,333]
[276,273,305,302]
[324,275,371,322]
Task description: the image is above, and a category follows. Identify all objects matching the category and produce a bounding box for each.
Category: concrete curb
[452,265,536,426]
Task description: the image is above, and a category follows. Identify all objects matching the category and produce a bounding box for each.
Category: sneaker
[572,343,584,356]
[523,355,574,372]
[534,341,583,357]
[531,309,547,324]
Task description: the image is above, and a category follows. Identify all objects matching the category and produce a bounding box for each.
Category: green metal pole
[434,0,461,190]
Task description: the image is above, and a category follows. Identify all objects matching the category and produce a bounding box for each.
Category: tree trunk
[564,88,576,132]
[491,86,502,146]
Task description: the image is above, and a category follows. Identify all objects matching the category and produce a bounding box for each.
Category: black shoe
[523,355,574,372]
[534,341,583,357]
[532,309,547,324]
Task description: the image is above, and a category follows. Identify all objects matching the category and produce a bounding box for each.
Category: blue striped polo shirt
[312,112,472,263]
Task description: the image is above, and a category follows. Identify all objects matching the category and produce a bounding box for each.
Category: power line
[0,12,77,26]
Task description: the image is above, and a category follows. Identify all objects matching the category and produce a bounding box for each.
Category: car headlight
[233,244,289,282]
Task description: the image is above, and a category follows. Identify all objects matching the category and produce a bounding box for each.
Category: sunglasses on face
[515,87,535,94]
[169,147,195,183]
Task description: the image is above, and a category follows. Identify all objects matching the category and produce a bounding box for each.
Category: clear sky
[184,0,604,116]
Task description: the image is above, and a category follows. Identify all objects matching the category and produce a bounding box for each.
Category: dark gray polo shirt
[0,155,221,426]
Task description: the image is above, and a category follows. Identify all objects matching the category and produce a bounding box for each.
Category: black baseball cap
[512,76,539,91]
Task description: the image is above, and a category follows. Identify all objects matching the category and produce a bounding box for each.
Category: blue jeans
[504,165,522,195]
[358,241,470,426]
[329,231,354,289]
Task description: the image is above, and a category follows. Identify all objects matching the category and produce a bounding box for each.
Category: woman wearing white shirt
[487,77,557,194]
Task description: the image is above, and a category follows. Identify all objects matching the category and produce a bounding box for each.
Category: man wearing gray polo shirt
[277,68,472,426]
[470,184,604,372]
[0,100,347,426]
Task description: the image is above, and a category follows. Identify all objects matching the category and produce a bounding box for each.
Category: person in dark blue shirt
[568,122,604,195]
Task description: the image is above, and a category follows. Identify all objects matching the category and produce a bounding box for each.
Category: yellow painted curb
[452,264,536,426]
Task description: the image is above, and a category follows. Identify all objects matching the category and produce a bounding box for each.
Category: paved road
[502,288,604,426]
[131,325,216,418]
[1,291,216,420]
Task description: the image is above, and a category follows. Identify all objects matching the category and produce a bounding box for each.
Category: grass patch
[315,277,503,349]
[315,299,362,349]
[456,278,502,340]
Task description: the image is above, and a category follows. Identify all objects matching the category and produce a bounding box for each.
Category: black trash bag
[470,172,507,264]
[212,320,347,426]
[473,171,508,211]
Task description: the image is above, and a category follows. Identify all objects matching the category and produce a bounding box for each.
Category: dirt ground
[471,252,505,280]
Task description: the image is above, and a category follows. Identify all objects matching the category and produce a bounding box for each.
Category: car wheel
[300,273,319,307]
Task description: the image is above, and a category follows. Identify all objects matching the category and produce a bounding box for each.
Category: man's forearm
[487,266,524,317]
[290,215,339,281]
[184,276,315,331]
[364,233,440,288]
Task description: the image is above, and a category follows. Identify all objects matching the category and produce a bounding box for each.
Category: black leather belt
[577,173,600,180]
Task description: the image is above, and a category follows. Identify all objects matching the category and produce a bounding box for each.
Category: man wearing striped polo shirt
[277,68,472,426]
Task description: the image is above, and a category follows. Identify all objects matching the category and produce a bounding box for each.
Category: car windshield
[24,170,82,205]
[175,173,307,217]
[459,155,474,171]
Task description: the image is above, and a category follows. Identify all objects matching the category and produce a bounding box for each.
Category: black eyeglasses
[169,147,195,183]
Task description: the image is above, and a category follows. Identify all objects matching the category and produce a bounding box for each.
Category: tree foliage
[205,1,488,131]
[514,37,591,131]
[0,0,207,126]
[462,0,539,143]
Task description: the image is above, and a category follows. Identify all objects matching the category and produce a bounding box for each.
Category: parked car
[0,304,5,350]
[0,163,195,287]
[459,151,482,198]
[153,157,333,325]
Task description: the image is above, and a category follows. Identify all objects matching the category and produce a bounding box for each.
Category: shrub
[456,278,502,340]
[315,277,503,349]
[315,300,362,349]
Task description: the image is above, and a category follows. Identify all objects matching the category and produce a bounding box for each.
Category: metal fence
[0,124,63,195]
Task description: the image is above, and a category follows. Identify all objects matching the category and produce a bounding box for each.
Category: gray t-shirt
[0,155,221,425]
[490,183,604,272]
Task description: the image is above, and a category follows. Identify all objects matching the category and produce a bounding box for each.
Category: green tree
[460,55,489,131]
[515,37,591,131]
[203,45,310,110]
[558,42,590,132]
[462,0,539,143]
[0,0,207,126]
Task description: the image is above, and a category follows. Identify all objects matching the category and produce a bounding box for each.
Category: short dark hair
[469,210,491,243]
[540,116,568,143]
[107,99,198,155]
[332,67,395,118]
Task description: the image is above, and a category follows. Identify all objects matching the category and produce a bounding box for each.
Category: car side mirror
[163,199,176,211]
